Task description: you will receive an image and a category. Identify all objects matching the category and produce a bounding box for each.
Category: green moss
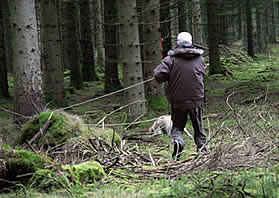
[1,144,11,152]
[16,111,83,148]
[29,169,71,192]
[148,96,169,112]
[7,150,50,183]
[63,161,105,184]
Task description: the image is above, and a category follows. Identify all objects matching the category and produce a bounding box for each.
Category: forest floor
[0,45,279,197]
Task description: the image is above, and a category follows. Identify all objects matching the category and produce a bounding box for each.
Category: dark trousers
[171,106,207,150]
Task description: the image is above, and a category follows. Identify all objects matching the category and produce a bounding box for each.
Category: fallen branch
[0,107,31,119]
[24,112,54,149]
[240,94,265,104]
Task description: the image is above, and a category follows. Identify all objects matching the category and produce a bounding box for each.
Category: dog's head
[149,116,170,134]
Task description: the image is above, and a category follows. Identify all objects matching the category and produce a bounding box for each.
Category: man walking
[153,32,207,160]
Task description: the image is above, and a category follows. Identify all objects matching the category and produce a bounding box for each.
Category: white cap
[177,32,192,45]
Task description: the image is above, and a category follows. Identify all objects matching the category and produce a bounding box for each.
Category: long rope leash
[55,77,155,112]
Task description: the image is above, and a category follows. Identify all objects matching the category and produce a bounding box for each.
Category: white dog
[149,115,193,139]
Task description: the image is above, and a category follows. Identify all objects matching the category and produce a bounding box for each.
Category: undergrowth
[1,45,279,197]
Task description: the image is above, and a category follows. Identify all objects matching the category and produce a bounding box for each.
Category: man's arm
[153,56,172,83]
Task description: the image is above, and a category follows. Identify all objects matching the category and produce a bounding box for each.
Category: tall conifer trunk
[104,0,121,93]
[192,0,203,45]
[0,2,9,98]
[40,0,64,105]
[65,0,83,89]
[79,0,98,82]
[170,0,179,48]
[246,0,255,57]
[119,0,146,118]
[9,0,45,122]
[207,0,222,74]
[142,0,164,97]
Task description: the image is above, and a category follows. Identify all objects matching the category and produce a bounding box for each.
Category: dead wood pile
[47,102,279,181]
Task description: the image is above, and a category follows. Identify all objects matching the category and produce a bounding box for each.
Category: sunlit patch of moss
[63,161,105,185]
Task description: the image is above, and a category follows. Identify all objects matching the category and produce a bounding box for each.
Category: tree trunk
[160,0,171,58]
[95,0,105,71]
[60,1,70,70]
[170,0,179,48]
[0,2,9,98]
[64,0,83,89]
[241,0,247,48]
[142,0,164,97]
[9,0,45,122]
[275,2,279,40]
[1,0,12,73]
[40,0,64,106]
[178,0,188,32]
[267,2,276,43]
[237,0,242,40]
[251,7,258,52]
[104,0,121,93]
[207,0,222,75]
[79,0,98,82]
[246,0,255,57]
[219,1,229,45]
[192,0,203,45]
[119,0,146,118]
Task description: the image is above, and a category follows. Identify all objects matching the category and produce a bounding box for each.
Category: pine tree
[104,0,121,93]
[119,0,147,118]
[79,0,98,82]
[40,0,64,105]
[0,1,9,98]
[9,0,45,122]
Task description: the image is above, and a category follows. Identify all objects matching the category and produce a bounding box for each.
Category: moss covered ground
[0,45,279,197]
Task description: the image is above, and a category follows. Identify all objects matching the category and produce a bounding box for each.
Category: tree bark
[246,0,255,57]
[241,0,247,48]
[178,0,188,32]
[104,0,121,93]
[64,0,83,89]
[0,2,9,98]
[267,2,276,43]
[40,0,64,106]
[79,0,98,82]
[1,0,12,73]
[207,0,222,75]
[170,0,179,48]
[119,0,146,118]
[160,0,171,58]
[192,0,203,45]
[142,0,164,97]
[60,1,70,70]
[9,0,45,122]
[95,0,105,71]
[219,1,229,45]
